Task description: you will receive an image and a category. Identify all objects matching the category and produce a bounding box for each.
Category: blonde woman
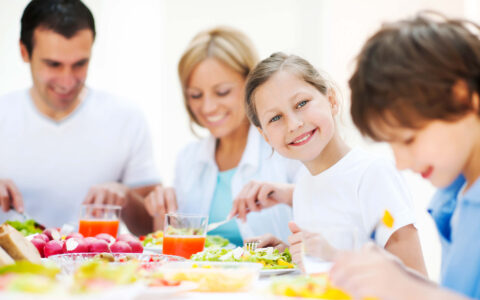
[144,27,301,246]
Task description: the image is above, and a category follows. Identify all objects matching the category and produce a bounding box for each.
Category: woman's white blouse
[173,125,303,242]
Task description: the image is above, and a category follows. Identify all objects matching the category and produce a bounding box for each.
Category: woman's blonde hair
[245,52,333,128]
[178,26,259,133]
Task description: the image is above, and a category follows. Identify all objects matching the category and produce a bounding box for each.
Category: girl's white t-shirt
[293,148,415,248]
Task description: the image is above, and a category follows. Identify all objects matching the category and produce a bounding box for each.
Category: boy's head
[350,12,480,187]
[350,12,480,140]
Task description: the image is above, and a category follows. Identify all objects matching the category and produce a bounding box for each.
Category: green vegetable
[205,235,229,248]
[5,219,42,236]
[191,247,295,269]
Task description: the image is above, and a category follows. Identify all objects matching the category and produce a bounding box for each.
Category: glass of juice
[78,204,121,238]
[162,213,208,259]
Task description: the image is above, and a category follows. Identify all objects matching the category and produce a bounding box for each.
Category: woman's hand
[230,181,294,222]
[143,185,178,230]
[329,243,418,300]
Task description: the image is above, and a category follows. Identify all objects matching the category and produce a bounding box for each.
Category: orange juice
[162,235,206,258]
[78,219,119,237]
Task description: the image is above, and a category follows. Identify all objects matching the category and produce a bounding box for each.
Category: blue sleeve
[441,200,480,299]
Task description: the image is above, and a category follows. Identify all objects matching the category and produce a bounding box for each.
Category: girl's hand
[329,243,417,300]
[287,221,304,270]
[244,234,288,252]
[144,185,178,230]
[230,181,294,222]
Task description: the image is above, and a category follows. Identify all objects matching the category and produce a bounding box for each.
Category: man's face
[21,28,93,113]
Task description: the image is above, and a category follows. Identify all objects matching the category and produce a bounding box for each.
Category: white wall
[1,0,478,281]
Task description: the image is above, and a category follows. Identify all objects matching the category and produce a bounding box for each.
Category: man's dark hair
[21,0,96,57]
[349,11,480,140]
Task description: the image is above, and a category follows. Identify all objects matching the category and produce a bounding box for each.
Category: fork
[206,215,234,232]
[244,241,259,252]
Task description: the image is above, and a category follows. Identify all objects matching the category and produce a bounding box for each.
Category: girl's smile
[288,128,317,147]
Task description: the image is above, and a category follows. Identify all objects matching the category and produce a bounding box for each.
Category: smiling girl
[243,52,426,274]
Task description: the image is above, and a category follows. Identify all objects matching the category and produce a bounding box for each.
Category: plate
[135,281,197,299]
[143,245,162,254]
[260,268,299,276]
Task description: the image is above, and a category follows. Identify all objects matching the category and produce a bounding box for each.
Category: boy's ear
[256,126,269,143]
[472,92,479,112]
[20,41,30,63]
[327,89,339,115]
[453,80,480,112]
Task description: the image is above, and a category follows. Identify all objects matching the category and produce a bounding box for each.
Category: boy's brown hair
[350,12,480,140]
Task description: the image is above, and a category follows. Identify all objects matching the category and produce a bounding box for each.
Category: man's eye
[46,62,60,68]
[296,100,308,109]
[270,115,281,123]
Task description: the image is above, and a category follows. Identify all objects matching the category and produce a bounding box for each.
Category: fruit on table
[63,238,88,254]
[43,228,61,241]
[66,232,84,240]
[110,241,132,253]
[126,240,143,253]
[44,240,64,257]
[30,238,46,258]
[87,239,110,253]
[95,233,115,244]
[117,233,137,243]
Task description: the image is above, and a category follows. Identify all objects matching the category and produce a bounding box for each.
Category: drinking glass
[301,226,359,274]
[162,213,208,259]
[78,204,121,238]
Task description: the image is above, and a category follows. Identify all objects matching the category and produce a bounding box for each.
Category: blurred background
[1,0,479,280]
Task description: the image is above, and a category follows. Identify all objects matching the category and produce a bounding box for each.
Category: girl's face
[254,70,338,163]
[186,58,248,138]
[373,112,480,187]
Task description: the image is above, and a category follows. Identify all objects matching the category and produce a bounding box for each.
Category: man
[0,0,160,235]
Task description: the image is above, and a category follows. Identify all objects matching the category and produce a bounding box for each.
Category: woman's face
[186,58,248,138]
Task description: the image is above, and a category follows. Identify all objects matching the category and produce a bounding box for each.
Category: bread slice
[0,246,14,266]
[0,224,41,264]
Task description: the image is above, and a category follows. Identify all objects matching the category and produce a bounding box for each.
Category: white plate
[259,268,299,276]
[143,245,163,254]
[135,281,197,299]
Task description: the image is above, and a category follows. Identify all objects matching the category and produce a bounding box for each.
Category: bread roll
[0,224,41,264]
[0,246,14,266]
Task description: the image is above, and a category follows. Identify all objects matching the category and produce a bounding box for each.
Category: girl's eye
[296,100,308,109]
[217,89,230,97]
[269,115,281,123]
[403,136,415,145]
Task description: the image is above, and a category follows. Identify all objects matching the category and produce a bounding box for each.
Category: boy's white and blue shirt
[428,174,480,298]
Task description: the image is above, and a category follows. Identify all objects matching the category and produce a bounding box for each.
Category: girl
[330,13,480,300]
[143,27,301,246]
[242,52,426,273]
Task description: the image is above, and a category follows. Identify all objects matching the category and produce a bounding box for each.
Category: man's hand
[0,179,23,213]
[244,234,288,252]
[83,182,129,206]
[144,186,178,230]
[230,181,294,222]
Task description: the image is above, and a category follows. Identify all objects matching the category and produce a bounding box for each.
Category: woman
[144,27,301,246]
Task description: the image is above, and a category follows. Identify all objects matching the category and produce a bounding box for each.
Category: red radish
[43,228,61,241]
[88,239,110,253]
[31,238,46,258]
[110,241,132,253]
[95,233,115,244]
[44,240,64,257]
[126,240,143,253]
[66,232,84,240]
[63,238,88,254]
[34,233,50,243]
[117,234,137,242]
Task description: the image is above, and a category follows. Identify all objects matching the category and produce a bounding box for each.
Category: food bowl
[47,253,185,275]
[160,261,262,292]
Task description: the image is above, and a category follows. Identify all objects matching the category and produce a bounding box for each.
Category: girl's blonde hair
[178,26,259,132]
[245,52,331,128]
